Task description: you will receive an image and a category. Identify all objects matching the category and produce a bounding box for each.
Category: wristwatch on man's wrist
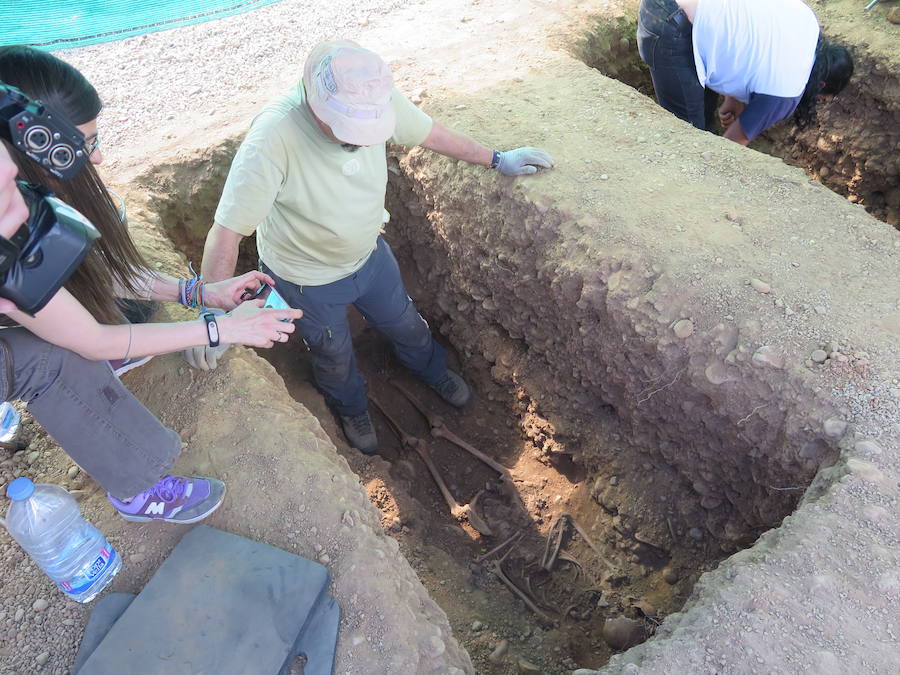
[490,150,501,170]
[202,312,220,347]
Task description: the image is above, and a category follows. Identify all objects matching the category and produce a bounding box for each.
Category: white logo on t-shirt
[342,159,361,176]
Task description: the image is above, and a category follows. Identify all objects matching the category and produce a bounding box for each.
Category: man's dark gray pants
[0,328,179,500]
[637,0,718,132]
[263,236,447,417]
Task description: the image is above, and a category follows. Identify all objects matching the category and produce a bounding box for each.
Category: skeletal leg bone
[390,379,528,516]
[370,395,493,536]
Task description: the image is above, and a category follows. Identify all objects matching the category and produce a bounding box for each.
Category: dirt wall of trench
[382,55,898,669]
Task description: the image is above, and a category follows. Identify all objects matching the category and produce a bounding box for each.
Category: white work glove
[495,147,555,176]
[182,309,230,371]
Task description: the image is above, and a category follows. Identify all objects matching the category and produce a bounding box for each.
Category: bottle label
[57,545,117,596]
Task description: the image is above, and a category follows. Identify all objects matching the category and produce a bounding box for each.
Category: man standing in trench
[202,40,554,453]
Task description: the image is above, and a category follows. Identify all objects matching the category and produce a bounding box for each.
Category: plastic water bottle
[4,478,121,603]
[0,401,20,443]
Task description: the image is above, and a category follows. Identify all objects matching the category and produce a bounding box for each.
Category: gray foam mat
[74,526,339,674]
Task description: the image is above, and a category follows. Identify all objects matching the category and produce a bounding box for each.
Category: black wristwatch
[490,150,502,170]
[202,312,220,347]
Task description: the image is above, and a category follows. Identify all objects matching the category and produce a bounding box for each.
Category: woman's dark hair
[795,37,854,127]
[0,46,149,323]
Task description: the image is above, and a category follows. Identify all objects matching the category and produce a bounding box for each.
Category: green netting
[0,0,285,50]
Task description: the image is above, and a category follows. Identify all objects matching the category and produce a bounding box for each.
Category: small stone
[600,174,609,180]
[688,527,703,540]
[602,616,646,650]
[471,620,483,632]
[887,7,900,24]
[814,305,828,315]
[130,553,146,564]
[454,104,467,110]
[14,608,24,621]
[319,553,331,564]
[32,598,49,613]
[810,349,828,364]
[341,511,355,527]
[609,476,618,486]
[672,319,694,339]
[67,466,79,479]
[823,419,847,439]
[489,639,509,664]
[749,278,771,294]
[36,652,49,666]
[517,657,542,673]
[26,450,40,464]
[752,346,784,369]
[854,440,882,456]
[701,151,713,160]
[662,566,680,584]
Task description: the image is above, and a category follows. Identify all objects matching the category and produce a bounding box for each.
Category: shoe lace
[145,476,187,503]
[435,374,458,397]
[349,414,373,434]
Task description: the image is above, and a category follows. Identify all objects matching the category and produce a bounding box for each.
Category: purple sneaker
[108,354,154,377]
[108,475,226,524]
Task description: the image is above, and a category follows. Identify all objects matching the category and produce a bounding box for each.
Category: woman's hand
[216,300,302,348]
[204,271,277,310]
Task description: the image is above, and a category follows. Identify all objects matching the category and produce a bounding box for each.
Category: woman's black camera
[0,82,100,315]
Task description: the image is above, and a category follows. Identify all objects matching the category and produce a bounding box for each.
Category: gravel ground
[56,0,414,168]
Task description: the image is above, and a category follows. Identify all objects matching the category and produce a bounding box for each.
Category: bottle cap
[6,477,35,501]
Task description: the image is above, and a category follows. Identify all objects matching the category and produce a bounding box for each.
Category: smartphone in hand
[243,283,293,321]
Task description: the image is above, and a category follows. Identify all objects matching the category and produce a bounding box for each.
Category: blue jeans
[637,0,718,131]
[262,237,447,416]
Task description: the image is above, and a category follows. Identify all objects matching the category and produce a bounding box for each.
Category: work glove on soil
[495,147,555,176]
[182,309,230,371]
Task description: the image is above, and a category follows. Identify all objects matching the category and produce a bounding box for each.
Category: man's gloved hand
[183,343,230,371]
[495,147,555,176]
[182,309,230,371]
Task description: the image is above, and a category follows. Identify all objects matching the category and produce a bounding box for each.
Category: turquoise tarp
[0,0,284,50]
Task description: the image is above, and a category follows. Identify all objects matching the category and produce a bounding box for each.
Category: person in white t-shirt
[637,0,853,144]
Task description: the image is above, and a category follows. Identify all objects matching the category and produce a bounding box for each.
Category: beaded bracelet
[178,263,206,311]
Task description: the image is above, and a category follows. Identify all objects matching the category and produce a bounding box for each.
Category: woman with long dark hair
[637,0,853,145]
[0,47,301,523]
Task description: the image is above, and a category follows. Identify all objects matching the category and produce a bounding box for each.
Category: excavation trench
[575,9,900,227]
[136,122,842,671]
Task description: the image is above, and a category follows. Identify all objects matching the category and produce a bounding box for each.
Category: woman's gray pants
[0,328,180,500]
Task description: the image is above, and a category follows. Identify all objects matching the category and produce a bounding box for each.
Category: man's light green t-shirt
[214,83,433,286]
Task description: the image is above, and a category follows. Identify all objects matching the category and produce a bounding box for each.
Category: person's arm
[722,117,750,145]
[5,287,300,360]
[726,93,800,146]
[420,122,555,176]
[115,265,276,311]
[420,122,494,166]
[201,223,245,284]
